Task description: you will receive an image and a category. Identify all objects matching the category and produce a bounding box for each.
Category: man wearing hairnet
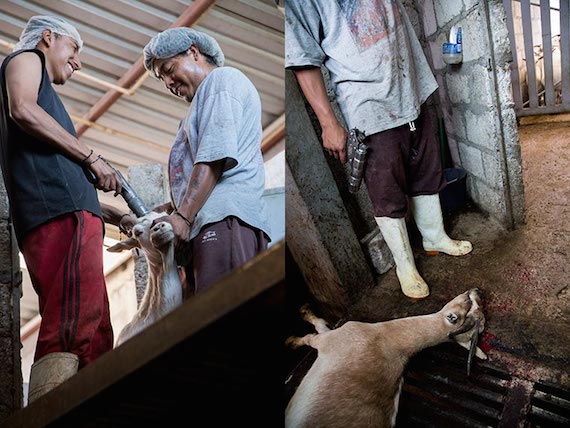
[0,16,126,402]
[143,28,271,295]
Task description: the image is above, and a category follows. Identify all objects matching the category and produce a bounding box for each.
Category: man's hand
[119,213,137,236]
[152,213,191,254]
[293,67,348,164]
[322,121,348,164]
[86,155,122,194]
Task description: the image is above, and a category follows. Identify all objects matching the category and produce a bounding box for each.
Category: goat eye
[446,313,458,324]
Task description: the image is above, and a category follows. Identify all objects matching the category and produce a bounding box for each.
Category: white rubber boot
[411,194,473,256]
[28,352,79,404]
[375,217,430,299]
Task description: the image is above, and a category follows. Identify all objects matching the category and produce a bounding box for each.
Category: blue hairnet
[143,27,224,76]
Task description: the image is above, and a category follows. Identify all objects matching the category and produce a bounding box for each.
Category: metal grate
[529,381,570,427]
[284,341,570,427]
[396,343,510,427]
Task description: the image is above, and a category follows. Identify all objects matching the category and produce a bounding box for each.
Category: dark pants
[363,104,446,218]
[22,211,113,368]
[184,216,268,295]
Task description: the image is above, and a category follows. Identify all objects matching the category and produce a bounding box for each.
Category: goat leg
[286,334,317,349]
[299,304,331,334]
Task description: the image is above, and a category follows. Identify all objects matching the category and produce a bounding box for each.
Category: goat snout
[150,221,174,248]
[151,222,167,233]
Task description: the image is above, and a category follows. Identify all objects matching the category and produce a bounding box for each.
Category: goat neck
[376,313,449,359]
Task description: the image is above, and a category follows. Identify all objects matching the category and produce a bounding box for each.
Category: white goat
[107,211,183,345]
[285,288,487,428]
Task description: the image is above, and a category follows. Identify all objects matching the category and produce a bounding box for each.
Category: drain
[396,343,510,427]
[284,342,569,427]
[529,381,570,427]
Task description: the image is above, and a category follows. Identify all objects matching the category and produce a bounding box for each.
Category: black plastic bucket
[439,167,467,211]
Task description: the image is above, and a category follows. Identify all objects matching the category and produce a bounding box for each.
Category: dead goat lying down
[107,212,183,346]
[285,288,487,428]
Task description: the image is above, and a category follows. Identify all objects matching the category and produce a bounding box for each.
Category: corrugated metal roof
[0,0,284,221]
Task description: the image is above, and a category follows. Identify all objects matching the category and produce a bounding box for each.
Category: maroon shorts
[363,105,446,218]
[184,216,268,295]
[21,211,113,368]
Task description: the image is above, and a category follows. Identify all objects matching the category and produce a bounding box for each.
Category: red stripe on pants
[22,211,113,367]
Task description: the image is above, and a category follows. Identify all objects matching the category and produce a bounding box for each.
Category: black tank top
[0,49,102,246]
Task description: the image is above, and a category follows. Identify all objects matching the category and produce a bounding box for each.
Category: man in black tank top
[0,15,132,403]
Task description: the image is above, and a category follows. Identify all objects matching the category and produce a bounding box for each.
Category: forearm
[100,203,127,226]
[176,161,224,222]
[294,67,340,129]
[294,67,348,162]
[10,102,91,162]
[153,201,174,214]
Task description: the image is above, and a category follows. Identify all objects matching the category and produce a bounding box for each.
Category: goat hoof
[285,336,300,349]
[299,303,312,316]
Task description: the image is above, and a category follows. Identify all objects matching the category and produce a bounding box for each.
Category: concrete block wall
[418,0,525,228]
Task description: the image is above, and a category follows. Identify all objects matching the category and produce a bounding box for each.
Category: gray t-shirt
[285,0,438,135]
[169,66,271,241]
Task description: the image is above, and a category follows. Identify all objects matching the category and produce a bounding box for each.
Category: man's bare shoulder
[5,51,42,75]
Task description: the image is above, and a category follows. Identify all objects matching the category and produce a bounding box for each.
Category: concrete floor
[349,119,570,389]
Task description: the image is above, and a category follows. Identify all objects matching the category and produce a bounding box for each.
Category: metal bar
[503,0,524,111]
[560,0,570,106]
[529,407,570,425]
[406,369,507,404]
[540,0,555,106]
[70,114,169,152]
[76,0,219,137]
[515,103,570,116]
[521,0,539,109]
[513,0,561,12]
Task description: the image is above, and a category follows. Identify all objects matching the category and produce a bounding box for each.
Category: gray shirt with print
[285,0,438,135]
[169,66,271,241]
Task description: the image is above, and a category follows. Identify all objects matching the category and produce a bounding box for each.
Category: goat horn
[467,319,480,377]
[449,318,475,339]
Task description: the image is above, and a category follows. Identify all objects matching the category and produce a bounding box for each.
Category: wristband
[88,155,102,166]
[81,149,94,164]
[173,210,193,228]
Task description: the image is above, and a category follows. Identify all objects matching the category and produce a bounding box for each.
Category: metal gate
[503,0,570,117]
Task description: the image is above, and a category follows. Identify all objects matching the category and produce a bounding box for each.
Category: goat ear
[107,237,140,253]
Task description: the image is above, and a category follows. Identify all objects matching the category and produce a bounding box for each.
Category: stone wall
[0,180,22,418]
[127,164,169,305]
[418,0,525,228]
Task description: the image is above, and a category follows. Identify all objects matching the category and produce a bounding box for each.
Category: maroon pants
[363,105,446,218]
[184,216,268,295]
[21,211,113,368]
